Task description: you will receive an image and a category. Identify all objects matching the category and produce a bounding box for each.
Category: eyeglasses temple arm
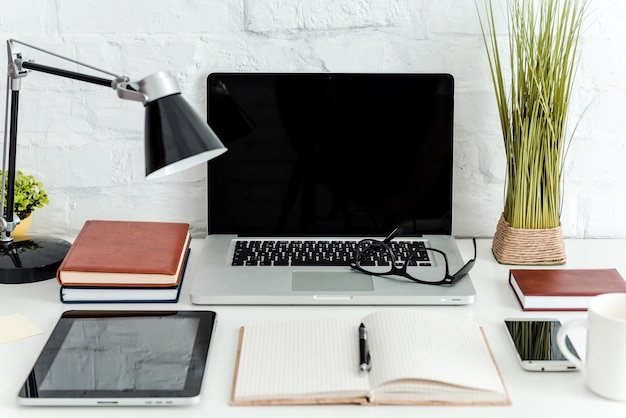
[382,227,401,244]
[448,238,478,282]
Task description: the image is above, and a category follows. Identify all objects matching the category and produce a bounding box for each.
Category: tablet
[18,310,217,406]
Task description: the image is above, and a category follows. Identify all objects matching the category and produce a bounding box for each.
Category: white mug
[557,292,626,401]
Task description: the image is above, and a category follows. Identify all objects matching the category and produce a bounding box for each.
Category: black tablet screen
[18,310,216,404]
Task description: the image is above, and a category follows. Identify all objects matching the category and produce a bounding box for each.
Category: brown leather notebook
[57,220,190,287]
[509,268,626,311]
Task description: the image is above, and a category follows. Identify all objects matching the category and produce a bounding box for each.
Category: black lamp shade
[144,93,227,179]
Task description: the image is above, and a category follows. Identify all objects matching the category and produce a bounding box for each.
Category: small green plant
[1,170,49,219]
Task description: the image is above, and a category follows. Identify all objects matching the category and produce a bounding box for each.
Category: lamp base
[0,236,71,284]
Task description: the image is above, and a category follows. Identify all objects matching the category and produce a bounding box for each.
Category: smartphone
[504,318,580,371]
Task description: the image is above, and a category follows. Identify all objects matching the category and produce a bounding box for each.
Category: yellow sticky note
[0,313,44,345]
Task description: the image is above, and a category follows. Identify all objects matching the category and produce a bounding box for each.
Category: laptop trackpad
[292,272,374,291]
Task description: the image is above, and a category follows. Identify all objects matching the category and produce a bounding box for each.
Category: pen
[359,323,371,372]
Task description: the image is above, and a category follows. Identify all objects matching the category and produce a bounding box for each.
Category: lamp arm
[8,39,124,81]
[7,39,156,104]
[1,76,10,229]
[19,60,114,88]
[1,86,22,241]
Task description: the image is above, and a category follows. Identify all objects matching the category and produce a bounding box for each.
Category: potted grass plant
[477,0,588,264]
[1,170,49,235]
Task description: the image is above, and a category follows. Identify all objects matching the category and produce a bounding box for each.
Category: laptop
[189,72,475,305]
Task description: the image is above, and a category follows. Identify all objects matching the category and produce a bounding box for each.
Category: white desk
[2,238,626,417]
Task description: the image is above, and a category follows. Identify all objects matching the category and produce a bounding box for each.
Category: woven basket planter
[492,213,566,265]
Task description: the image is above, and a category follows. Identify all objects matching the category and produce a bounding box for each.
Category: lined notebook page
[233,317,369,402]
[363,309,506,403]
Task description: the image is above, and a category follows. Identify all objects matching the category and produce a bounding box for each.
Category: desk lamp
[0,39,227,284]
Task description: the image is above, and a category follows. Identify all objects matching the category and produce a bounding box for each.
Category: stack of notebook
[56,220,191,303]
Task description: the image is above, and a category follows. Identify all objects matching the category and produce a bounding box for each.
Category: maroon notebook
[57,220,190,287]
[509,268,626,311]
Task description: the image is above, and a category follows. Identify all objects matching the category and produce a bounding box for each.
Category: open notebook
[190,73,476,305]
[231,309,510,406]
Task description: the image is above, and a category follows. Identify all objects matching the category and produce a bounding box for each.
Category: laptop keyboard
[231,239,432,267]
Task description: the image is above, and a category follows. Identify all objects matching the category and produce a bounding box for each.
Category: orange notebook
[57,220,190,287]
[509,268,626,311]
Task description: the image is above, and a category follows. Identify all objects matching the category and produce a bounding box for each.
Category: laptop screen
[206,73,454,237]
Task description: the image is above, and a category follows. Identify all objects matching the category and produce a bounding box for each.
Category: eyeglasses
[350,228,476,286]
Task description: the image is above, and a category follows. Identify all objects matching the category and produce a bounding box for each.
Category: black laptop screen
[206,73,454,237]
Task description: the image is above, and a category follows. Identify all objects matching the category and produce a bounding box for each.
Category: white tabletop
[2,238,626,417]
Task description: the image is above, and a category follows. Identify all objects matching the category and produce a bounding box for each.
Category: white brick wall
[1,0,625,239]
